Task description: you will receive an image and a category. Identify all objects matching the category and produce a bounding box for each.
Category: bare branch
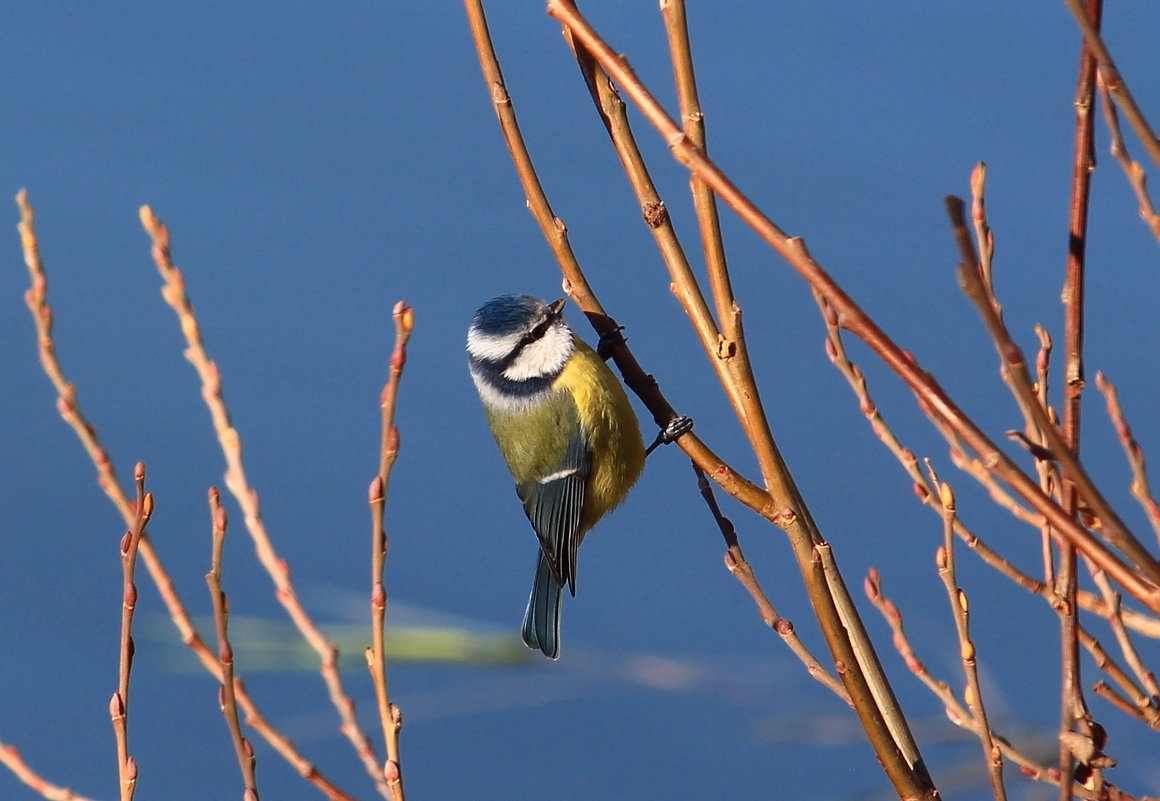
[545,1,1160,614]
[367,301,414,801]
[137,206,388,797]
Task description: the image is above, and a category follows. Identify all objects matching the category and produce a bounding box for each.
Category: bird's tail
[522,551,562,660]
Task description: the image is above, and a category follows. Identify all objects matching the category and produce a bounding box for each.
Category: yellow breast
[552,336,646,533]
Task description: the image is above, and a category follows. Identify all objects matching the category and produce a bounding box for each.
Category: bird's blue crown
[470,294,545,336]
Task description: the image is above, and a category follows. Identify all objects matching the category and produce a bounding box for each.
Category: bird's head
[467,295,575,385]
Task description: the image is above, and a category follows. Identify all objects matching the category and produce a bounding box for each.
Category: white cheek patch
[503,324,573,381]
[467,328,525,362]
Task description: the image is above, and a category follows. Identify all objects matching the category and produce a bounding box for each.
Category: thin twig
[692,465,849,702]
[659,0,736,334]
[1096,73,1160,243]
[927,470,1007,801]
[1096,372,1160,542]
[0,741,98,801]
[1092,681,1160,729]
[207,488,260,799]
[970,163,997,295]
[1032,325,1060,589]
[966,166,1055,459]
[1077,624,1150,718]
[16,192,358,801]
[1097,583,1160,703]
[544,1,1160,615]
[367,302,413,801]
[137,206,388,798]
[112,463,151,801]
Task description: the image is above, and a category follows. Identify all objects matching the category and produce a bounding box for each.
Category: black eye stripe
[507,313,559,363]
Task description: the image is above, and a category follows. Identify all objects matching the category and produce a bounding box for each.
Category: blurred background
[2,2,1159,799]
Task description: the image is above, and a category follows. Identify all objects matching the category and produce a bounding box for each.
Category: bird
[467,294,646,660]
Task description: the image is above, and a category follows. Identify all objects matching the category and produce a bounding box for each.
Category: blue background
[2,2,1159,799]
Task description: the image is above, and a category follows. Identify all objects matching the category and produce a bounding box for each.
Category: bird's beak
[548,298,567,318]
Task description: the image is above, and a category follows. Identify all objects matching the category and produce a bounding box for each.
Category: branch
[817,291,1160,639]
[0,741,99,801]
[1096,372,1160,542]
[366,301,413,801]
[137,206,388,797]
[207,488,261,799]
[1096,73,1160,244]
[463,0,769,522]
[544,1,1160,615]
[17,185,362,801]
[1062,0,1160,173]
[112,463,152,801]
[692,466,849,702]
[947,197,1160,588]
[659,0,736,332]
[927,472,1007,801]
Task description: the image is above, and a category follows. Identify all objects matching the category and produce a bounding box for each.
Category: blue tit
[467,294,646,660]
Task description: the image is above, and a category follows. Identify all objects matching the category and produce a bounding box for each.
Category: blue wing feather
[516,421,589,596]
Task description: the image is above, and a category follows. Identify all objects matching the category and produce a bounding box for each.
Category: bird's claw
[596,326,627,361]
[645,414,694,455]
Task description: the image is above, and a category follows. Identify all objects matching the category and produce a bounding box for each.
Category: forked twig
[564,22,767,470]
[137,206,388,797]
[692,466,848,702]
[817,288,1045,593]
[818,287,1160,647]
[947,197,1160,590]
[16,192,359,801]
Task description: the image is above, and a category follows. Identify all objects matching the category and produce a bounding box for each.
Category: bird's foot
[645,414,694,455]
[596,326,627,361]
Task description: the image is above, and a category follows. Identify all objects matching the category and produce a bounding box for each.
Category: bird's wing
[516,405,590,596]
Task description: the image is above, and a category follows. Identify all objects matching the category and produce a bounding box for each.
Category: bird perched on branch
[467,294,646,660]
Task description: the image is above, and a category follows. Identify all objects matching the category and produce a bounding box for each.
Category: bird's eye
[516,313,557,351]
